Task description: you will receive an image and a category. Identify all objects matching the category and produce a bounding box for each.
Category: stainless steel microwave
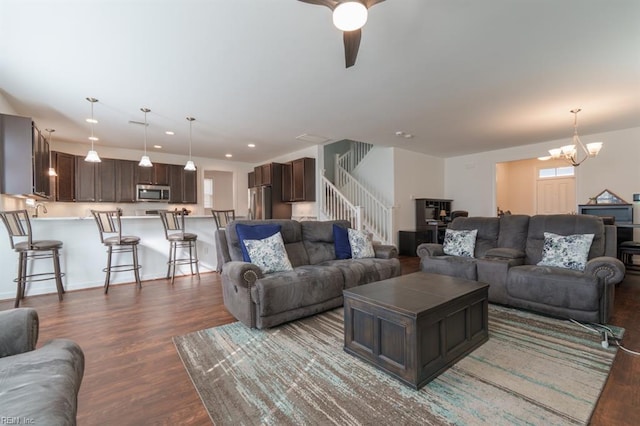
[136,184,170,202]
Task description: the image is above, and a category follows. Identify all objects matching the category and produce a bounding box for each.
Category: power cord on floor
[569,318,640,356]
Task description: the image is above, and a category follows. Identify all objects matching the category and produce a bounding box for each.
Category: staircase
[319,141,393,244]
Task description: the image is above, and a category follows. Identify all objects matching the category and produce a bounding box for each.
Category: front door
[536,177,576,214]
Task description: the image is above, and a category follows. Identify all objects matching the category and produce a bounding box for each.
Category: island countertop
[0,215,219,301]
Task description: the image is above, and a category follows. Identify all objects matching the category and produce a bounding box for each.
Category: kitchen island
[0,215,218,301]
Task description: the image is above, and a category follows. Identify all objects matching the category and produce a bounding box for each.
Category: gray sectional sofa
[0,308,84,425]
[215,219,401,329]
[418,214,625,323]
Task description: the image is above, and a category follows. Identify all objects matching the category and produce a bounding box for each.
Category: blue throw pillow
[333,224,352,259]
[236,223,282,262]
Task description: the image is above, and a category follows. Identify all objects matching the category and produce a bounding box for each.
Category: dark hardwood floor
[1,257,638,425]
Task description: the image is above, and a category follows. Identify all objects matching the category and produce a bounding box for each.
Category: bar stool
[211,209,235,230]
[618,241,640,272]
[91,209,142,293]
[0,210,65,307]
[159,210,200,284]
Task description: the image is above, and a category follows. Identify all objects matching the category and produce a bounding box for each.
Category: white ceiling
[2,0,639,164]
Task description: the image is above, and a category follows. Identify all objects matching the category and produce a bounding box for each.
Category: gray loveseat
[0,308,84,425]
[418,214,625,323]
[215,219,401,328]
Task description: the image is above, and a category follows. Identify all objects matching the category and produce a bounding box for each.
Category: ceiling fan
[299,0,386,68]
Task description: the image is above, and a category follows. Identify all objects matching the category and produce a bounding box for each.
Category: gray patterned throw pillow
[443,229,478,258]
[243,232,294,274]
[537,232,595,271]
[347,229,375,259]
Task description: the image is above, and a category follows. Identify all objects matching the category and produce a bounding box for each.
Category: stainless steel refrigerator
[248,185,291,219]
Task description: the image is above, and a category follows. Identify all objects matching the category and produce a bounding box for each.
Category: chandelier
[543,109,603,167]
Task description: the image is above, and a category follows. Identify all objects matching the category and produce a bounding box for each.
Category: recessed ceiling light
[248,143,256,148]
[153,145,162,149]
[395,130,414,139]
[85,118,98,124]
[165,131,174,135]
[225,154,232,158]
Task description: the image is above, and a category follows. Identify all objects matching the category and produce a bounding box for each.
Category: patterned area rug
[173,305,622,425]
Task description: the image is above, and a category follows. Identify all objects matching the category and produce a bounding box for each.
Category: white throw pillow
[537,232,595,271]
[243,232,294,274]
[443,229,478,258]
[347,229,375,259]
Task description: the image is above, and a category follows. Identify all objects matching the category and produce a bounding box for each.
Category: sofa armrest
[416,243,444,258]
[584,256,625,285]
[374,244,398,259]
[221,261,264,289]
[484,247,526,260]
[0,308,39,358]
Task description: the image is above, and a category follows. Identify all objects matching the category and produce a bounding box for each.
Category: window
[203,178,213,209]
[538,166,575,179]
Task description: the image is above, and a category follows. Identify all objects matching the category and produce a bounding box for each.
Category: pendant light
[138,107,153,167]
[45,128,58,177]
[84,97,102,162]
[184,116,196,171]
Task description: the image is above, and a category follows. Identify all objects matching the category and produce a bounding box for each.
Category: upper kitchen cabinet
[169,164,197,204]
[283,157,315,202]
[74,157,117,202]
[253,163,274,187]
[75,157,97,202]
[96,159,117,202]
[53,151,75,202]
[136,162,169,185]
[116,160,137,202]
[248,171,255,188]
[0,113,51,198]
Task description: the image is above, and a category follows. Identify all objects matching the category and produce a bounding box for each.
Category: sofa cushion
[348,229,375,259]
[333,224,351,259]
[301,220,351,264]
[450,217,500,258]
[321,258,402,289]
[420,255,478,281]
[497,214,530,251]
[250,265,345,317]
[525,215,605,265]
[244,232,294,274]
[507,265,601,311]
[236,223,281,262]
[537,232,595,271]
[443,229,477,258]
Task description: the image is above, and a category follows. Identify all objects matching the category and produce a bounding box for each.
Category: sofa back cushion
[497,214,530,251]
[226,219,310,267]
[302,220,351,265]
[449,217,500,258]
[525,215,605,265]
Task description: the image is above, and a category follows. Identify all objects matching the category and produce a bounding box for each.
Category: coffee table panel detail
[344,272,488,390]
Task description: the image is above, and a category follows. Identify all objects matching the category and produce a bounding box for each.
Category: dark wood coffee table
[343,271,489,390]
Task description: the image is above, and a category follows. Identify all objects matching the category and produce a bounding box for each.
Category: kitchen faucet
[34,203,48,218]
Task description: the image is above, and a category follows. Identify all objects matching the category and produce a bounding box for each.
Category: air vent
[295,133,330,144]
[128,120,148,126]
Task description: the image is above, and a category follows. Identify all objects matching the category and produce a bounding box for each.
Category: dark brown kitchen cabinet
[96,159,117,202]
[0,114,51,198]
[53,151,75,202]
[283,157,315,202]
[169,165,197,204]
[75,157,96,202]
[116,160,137,202]
[248,171,255,188]
[136,162,169,185]
[260,163,272,186]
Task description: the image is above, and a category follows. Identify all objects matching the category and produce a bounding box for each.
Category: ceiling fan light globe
[333,2,368,31]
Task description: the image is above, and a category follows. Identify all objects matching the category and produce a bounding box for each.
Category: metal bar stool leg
[52,248,64,302]
[105,246,113,294]
[170,242,177,285]
[193,241,200,280]
[15,252,25,308]
[188,243,194,275]
[132,244,142,289]
[166,243,173,279]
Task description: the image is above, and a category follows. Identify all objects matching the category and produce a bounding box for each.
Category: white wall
[445,126,640,220]
[393,148,445,233]
[352,146,394,205]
